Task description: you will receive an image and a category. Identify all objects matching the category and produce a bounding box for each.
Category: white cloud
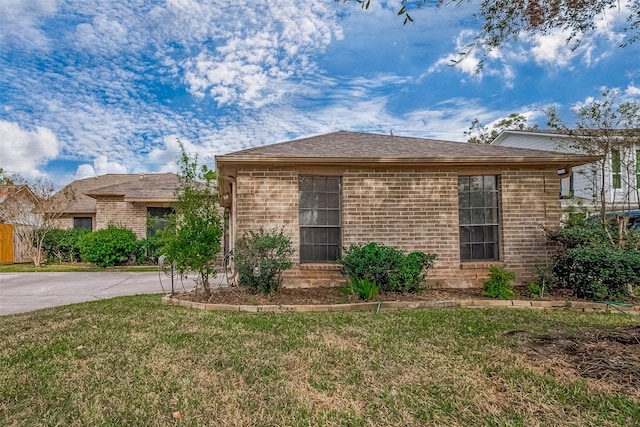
[0,0,57,50]
[175,0,342,108]
[74,155,128,179]
[427,30,518,89]
[625,84,640,97]
[0,121,59,177]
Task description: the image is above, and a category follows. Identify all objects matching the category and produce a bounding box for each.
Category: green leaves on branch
[234,227,295,295]
[78,225,138,268]
[338,242,437,292]
[157,140,223,296]
[482,266,515,299]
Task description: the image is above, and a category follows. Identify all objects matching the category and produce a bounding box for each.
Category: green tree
[340,1,639,66]
[465,113,536,144]
[158,142,223,296]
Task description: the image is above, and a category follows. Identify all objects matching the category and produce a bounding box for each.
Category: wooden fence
[0,224,32,264]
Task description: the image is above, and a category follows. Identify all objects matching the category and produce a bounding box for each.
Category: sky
[1,0,639,189]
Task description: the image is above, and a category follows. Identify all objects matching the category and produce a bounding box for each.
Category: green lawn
[1,296,638,426]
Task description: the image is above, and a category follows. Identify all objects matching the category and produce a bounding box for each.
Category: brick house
[52,173,179,239]
[215,131,599,288]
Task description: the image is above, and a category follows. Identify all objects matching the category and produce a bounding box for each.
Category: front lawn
[1,295,638,426]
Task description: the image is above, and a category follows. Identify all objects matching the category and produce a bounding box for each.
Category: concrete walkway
[0,271,198,315]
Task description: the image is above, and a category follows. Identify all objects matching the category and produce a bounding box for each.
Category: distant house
[52,173,179,239]
[491,130,640,211]
[215,131,599,288]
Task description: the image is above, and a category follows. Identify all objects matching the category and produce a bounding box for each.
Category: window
[611,149,622,189]
[299,176,341,262]
[458,176,499,261]
[73,217,92,230]
[147,207,174,237]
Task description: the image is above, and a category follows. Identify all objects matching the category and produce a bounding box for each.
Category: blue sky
[1,0,639,189]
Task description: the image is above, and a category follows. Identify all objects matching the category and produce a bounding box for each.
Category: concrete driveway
[0,271,198,315]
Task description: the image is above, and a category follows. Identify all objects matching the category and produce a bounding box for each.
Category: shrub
[483,266,516,299]
[549,246,639,301]
[546,215,640,301]
[41,228,90,263]
[234,227,295,294]
[78,225,138,268]
[338,242,437,292]
[134,236,161,265]
[340,277,380,301]
[527,283,543,299]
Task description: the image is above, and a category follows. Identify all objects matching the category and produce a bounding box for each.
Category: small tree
[158,141,223,296]
[546,90,640,241]
[0,173,76,267]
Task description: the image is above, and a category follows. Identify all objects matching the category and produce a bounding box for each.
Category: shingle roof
[51,173,178,214]
[84,173,180,201]
[216,131,599,167]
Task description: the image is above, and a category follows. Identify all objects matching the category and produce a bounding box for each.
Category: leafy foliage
[78,225,138,268]
[41,228,90,263]
[465,113,536,144]
[234,227,295,294]
[341,1,639,68]
[157,141,223,296]
[547,215,640,301]
[133,236,161,265]
[340,277,380,301]
[550,246,640,301]
[482,266,516,299]
[338,242,437,292]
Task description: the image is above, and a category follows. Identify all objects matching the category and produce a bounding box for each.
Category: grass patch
[0,263,158,273]
[1,296,638,426]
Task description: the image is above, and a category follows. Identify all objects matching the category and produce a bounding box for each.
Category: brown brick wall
[232,166,562,288]
[95,197,147,239]
[500,169,561,283]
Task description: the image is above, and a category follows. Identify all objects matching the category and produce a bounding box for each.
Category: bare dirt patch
[508,326,640,396]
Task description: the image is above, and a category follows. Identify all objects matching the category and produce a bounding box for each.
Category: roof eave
[216,155,600,168]
[123,197,176,203]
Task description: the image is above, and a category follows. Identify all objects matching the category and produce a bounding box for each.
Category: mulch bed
[168,285,627,306]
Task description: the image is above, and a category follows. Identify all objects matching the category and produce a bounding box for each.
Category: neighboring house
[52,173,179,239]
[215,131,599,288]
[491,130,640,211]
[0,185,40,263]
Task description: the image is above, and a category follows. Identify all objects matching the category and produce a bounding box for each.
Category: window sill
[298,263,341,271]
[460,261,503,269]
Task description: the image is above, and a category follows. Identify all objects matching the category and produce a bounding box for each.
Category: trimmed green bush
[549,246,640,301]
[41,228,90,263]
[483,266,516,299]
[338,242,437,292]
[234,227,295,294]
[78,225,138,268]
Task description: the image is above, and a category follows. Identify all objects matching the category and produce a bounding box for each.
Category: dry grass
[1,295,638,426]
